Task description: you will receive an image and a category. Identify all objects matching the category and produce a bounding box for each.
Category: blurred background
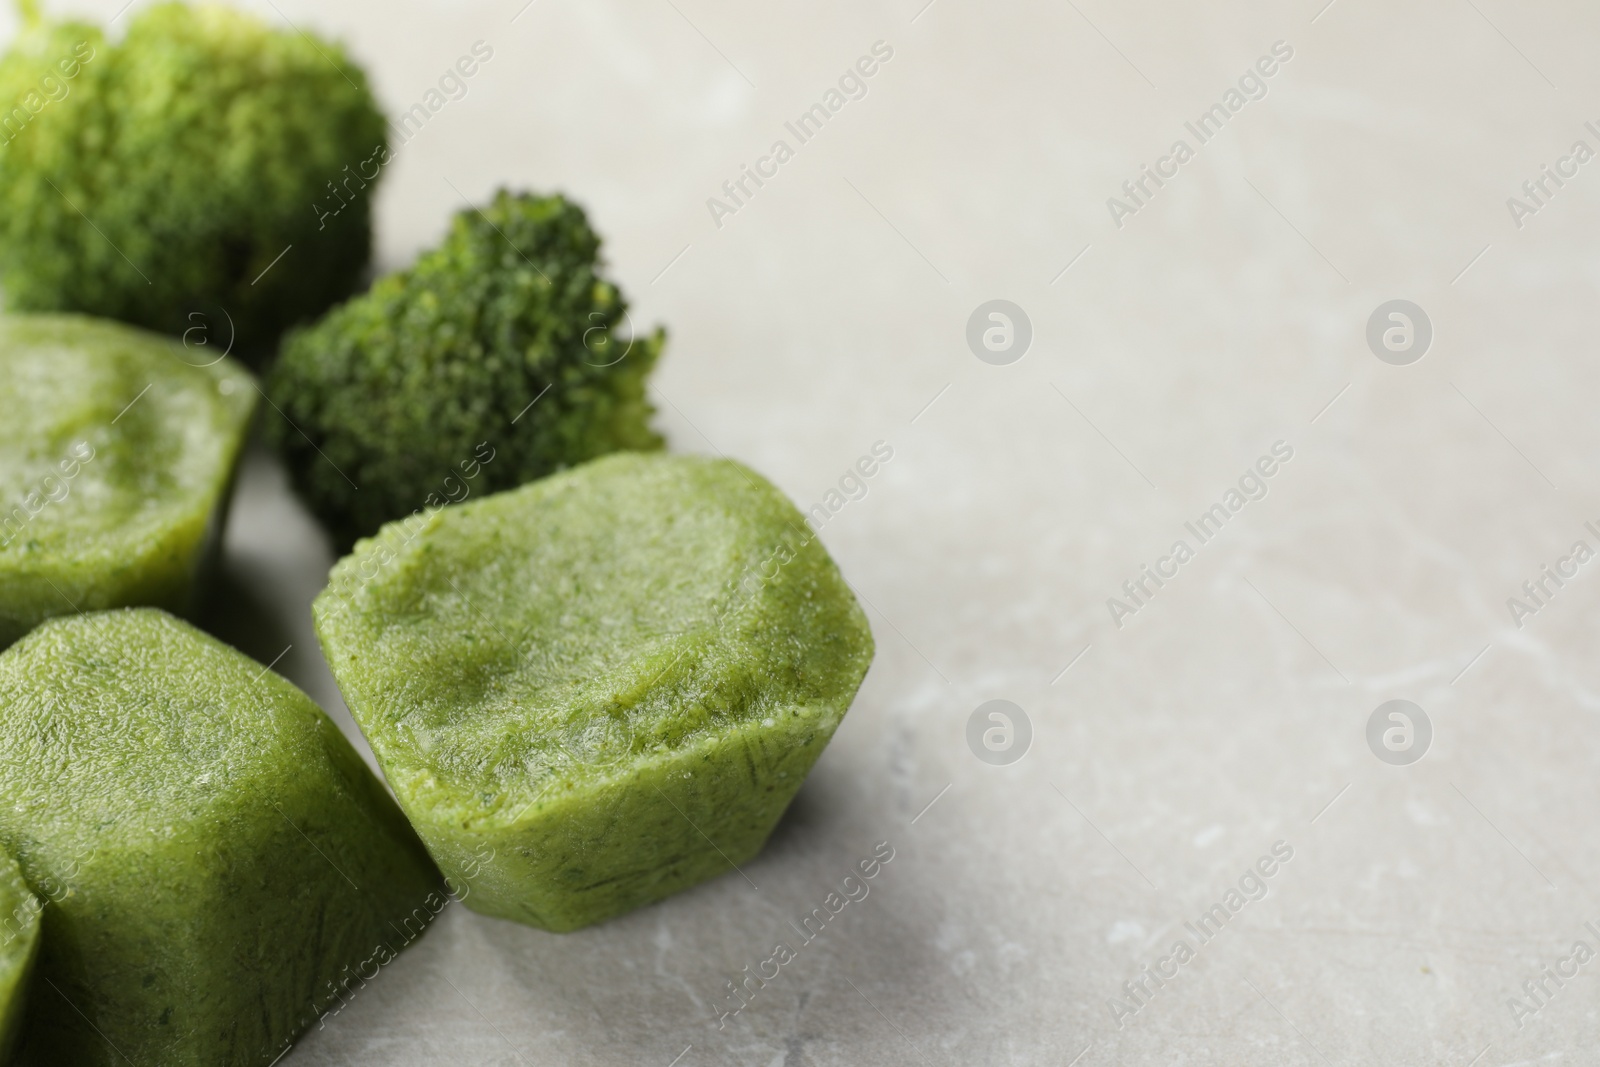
[7,0,1599,1063]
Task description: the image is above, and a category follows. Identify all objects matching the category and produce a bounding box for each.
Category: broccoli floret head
[266,190,665,547]
[0,2,386,358]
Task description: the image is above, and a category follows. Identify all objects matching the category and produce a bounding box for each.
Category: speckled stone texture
[35,0,1595,1063]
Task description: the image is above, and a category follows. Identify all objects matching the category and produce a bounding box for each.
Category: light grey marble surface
[11,0,1600,1063]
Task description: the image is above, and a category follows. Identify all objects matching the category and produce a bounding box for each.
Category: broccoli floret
[266,190,664,547]
[0,1,386,357]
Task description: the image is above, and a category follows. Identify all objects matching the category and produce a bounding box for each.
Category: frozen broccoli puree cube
[0,609,441,1066]
[314,453,874,932]
[0,314,255,647]
[0,849,40,1063]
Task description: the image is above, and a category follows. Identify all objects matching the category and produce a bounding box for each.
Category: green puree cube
[0,314,255,647]
[315,453,875,932]
[0,850,40,1063]
[0,609,441,1066]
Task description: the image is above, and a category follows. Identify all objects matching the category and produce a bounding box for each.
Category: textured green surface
[268,190,663,548]
[315,453,874,931]
[0,609,441,1066]
[0,3,385,355]
[0,314,255,648]
[0,849,39,1065]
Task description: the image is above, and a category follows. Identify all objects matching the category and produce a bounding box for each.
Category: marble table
[8,0,1597,1062]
